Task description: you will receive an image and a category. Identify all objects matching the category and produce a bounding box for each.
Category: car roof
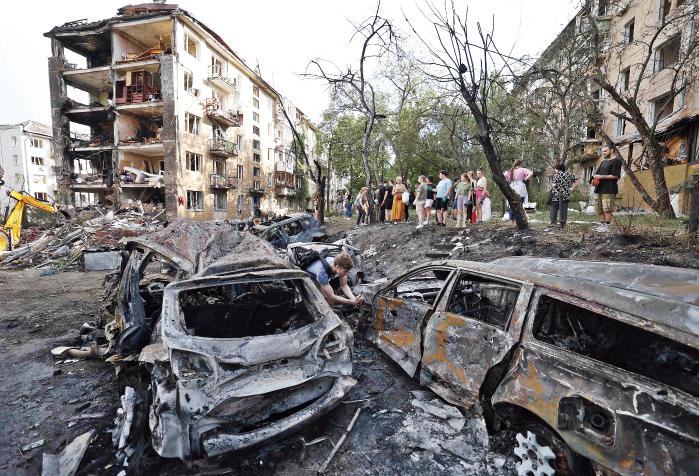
[431,257,699,343]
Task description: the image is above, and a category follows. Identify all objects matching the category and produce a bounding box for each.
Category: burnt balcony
[209,174,238,189]
[208,138,238,157]
[274,184,297,197]
[207,64,238,92]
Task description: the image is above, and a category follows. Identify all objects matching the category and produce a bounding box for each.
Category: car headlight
[171,350,214,380]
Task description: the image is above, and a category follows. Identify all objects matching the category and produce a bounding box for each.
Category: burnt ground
[0,214,697,475]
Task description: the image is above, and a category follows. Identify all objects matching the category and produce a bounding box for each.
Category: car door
[419,269,533,407]
[368,266,455,376]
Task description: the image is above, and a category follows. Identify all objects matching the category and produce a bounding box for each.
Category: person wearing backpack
[303,252,363,306]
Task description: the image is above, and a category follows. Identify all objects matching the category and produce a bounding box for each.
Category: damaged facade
[518,0,699,214]
[45,3,332,219]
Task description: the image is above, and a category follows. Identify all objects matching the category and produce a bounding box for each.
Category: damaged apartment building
[45,3,328,219]
[518,0,699,214]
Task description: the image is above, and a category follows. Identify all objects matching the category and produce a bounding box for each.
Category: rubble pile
[0,203,165,271]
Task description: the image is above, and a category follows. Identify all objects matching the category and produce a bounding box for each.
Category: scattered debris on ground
[0,203,164,271]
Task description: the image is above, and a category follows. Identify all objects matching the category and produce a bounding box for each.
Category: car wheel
[513,422,591,476]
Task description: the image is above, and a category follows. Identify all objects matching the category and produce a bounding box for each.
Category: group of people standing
[344,168,490,228]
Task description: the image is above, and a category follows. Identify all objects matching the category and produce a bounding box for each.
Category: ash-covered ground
[1,216,696,475]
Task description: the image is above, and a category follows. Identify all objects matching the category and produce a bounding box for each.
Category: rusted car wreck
[106,220,355,460]
[362,257,699,475]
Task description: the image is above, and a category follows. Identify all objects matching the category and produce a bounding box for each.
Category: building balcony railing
[209,174,238,189]
[274,184,297,197]
[248,187,266,196]
[275,161,295,174]
[207,64,238,92]
[205,98,241,128]
[208,138,238,156]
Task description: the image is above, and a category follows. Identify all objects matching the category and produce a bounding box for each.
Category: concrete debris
[51,344,108,360]
[41,430,95,476]
[0,204,164,270]
[411,398,465,431]
[21,439,45,452]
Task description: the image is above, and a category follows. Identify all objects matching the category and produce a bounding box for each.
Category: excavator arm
[0,190,62,252]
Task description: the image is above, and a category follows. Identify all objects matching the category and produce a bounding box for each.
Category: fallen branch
[317,406,363,474]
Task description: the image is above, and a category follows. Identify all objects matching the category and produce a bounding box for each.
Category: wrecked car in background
[105,220,355,460]
[251,213,327,248]
[364,257,699,476]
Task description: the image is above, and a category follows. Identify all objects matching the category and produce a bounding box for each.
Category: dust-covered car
[364,257,699,476]
[251,213,327,248]
[105,220,355,460]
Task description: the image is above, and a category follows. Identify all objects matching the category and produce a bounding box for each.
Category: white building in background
[0,121,57,212]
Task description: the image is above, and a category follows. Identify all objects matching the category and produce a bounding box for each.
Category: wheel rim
[0,230,10,252]
[514,431,556,476]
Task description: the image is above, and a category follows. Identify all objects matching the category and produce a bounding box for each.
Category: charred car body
[287,240,364,288]
[361,257,699,475]
[251,213,327,248]
[106,220,355,459]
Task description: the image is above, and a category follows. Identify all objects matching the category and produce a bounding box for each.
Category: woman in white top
[474,169,488,223]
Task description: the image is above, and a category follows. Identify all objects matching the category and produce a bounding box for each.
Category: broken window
[652,94,675,122]
[394,268,450,306]
[185,33,198,58]
[620,68,630,92]
[34,192,48,201]
[533,295,699,398]
[624,18,635,44]
[186,152,201,172]
[253,112,259,122]
[184,70,196,95]
[30,138,43,148]
[253,98,260,109]
[214,191,227,211]
[185,113,200,135]
[213,159,226,176]
[253,139,260,151]
[186,190,203,211]
[31,156,45,166]
[447,274,520,329]
[615,117,626,136]
[654,35,681,72]
[178,279,316,338]
[237,164,244,179]
[253,125,260,136]
[253,167,260,177]
[253,153,261,163]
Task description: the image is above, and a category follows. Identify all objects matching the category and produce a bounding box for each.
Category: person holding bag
[391,176,407,224]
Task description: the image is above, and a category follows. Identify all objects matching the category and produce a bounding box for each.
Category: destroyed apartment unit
[104,221,355,460]
[45,3,324,220]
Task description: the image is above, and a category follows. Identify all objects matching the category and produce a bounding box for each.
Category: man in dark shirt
[382,180,394,219]
[377,181,387,222]
[592,142,623,232]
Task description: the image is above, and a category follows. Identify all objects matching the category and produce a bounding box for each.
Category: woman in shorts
[424,175,435,225]
[454,173,473,228]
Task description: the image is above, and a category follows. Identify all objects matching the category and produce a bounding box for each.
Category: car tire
[512,422,592,476]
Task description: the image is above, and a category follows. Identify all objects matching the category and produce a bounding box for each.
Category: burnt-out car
[106,220,355,460]
[363,257,699,475]
[251,213,327,248]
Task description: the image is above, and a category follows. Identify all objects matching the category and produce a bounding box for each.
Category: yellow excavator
[0,189,67,252]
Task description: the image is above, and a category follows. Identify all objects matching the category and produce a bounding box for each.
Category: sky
[0,0,579,126]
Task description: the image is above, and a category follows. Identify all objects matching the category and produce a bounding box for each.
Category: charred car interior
[104,220,355,461]
[365,257,699,476]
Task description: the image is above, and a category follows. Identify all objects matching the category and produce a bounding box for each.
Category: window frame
[213,191,228,211]
[186,190,203,211]
[31,156,45,166]
[185,151,202,172]
[623,18,635,45]
[379,265,456,309]
[184,33,198,58]
[185,113,200,135]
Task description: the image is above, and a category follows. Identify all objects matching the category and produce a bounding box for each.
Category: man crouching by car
[304,253,364,306]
